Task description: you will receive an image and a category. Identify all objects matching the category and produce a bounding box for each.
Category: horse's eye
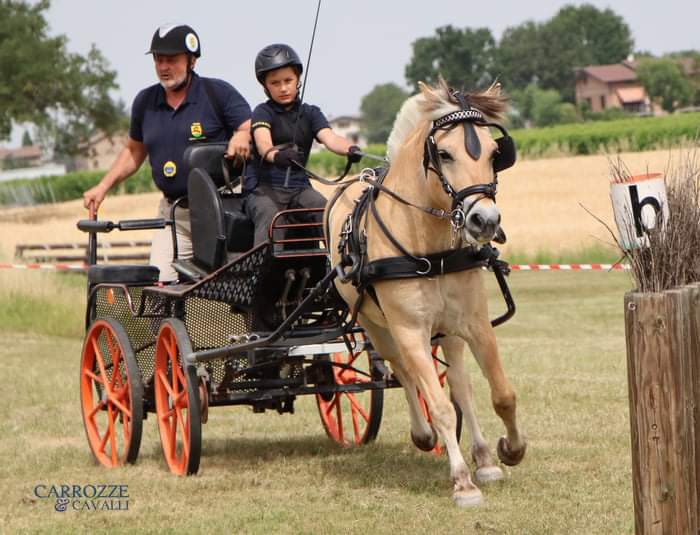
[438,150,453,162]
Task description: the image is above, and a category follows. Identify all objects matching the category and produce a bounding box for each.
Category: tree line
[361,4,700,143]
[1,1,698,159]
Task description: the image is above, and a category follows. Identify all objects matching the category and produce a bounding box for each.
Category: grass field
[0,270,635,534]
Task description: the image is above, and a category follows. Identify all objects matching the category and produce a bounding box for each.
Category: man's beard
[159,72,188,91]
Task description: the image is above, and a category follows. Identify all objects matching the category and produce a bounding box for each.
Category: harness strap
[361,245,495,284]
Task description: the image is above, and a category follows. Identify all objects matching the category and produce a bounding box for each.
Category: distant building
[74,131,128,171]
[0,145,43,169]
[329,116,366,146]
[574,61,653,114]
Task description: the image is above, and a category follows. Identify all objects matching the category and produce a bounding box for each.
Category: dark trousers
[245,185,327,246]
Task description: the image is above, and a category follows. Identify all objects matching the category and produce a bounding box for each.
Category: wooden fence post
[624,286,698,534]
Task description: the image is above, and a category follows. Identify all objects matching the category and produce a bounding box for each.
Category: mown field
[0,269,634,534]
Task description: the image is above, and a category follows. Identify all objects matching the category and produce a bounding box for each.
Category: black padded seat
[182,142,243,189]
[87,265,159,285]
[188,167,228,271]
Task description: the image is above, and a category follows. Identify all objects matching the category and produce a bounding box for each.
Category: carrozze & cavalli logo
[33,484,129,512]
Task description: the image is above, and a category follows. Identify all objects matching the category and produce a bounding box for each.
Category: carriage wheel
[80,317,143,467]
[417,345,463,455]
[154,318,202,475]
[316,342,384,447]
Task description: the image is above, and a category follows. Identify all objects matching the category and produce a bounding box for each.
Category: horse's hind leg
[464,321,527,467]
[441,336,503,483]
[358,315,436,451]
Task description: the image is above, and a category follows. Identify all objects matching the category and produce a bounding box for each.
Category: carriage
[77,139,513,476]
[78,82,522,508]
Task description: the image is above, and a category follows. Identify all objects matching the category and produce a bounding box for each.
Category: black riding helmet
[254,44,303,84]
[147,23,201,58]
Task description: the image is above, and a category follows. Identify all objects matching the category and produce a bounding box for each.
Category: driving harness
[325,90,517,314]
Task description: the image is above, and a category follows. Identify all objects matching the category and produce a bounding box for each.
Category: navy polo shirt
[129,72,251,199]
[246,99,330,191]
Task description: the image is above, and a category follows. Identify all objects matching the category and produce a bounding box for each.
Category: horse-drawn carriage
[77,80,524,506]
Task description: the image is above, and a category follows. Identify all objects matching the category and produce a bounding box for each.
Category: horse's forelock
[386,80,508,161]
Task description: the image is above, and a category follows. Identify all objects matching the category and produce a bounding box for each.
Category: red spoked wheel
[154,318,202,475]
[80,317,143,467]
[417,345,463,455]
[316,340,384,447]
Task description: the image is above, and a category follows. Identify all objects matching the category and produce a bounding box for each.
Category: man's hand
[225,129,251,160]
[83,183,109,210]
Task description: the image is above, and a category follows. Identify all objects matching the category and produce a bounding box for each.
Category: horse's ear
[418,81,435,99]
[486,82,502,98]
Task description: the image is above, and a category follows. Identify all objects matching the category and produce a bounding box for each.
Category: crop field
[0,147,688,263]
[0,269,634,534]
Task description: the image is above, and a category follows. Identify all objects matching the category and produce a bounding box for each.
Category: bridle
[422,91,516,239]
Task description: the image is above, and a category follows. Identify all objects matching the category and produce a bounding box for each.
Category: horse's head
[387,79,516,246]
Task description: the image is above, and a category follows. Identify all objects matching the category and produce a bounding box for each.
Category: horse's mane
[386,78,508,162]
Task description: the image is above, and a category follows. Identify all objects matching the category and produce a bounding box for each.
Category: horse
[325,79,527,506]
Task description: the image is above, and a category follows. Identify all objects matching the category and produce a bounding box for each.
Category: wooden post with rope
[624,285,699,534]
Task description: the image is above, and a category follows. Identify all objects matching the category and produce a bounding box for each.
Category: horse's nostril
[470,213,485,230]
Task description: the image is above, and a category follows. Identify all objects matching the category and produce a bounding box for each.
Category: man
[83,23,252,281]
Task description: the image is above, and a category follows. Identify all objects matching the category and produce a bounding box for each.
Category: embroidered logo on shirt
[190,122,203,138]
[163,161,177,178]
[252,121,271,130]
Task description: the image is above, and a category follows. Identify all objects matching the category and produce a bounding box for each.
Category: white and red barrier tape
[0,262,87,272]
[0,262,630,272]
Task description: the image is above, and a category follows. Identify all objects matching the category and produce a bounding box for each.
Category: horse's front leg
[465,321,527,466]
[358,315,436,451]
[389,323,482,507]
[440,336,503,483]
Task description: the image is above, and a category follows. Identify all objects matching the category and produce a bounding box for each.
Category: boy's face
[264,66,299,105]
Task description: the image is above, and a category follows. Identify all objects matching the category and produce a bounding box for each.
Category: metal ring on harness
[415,257,432,275]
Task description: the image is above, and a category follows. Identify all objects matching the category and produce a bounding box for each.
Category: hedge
[0,165,155,207]
[510,112,700,158]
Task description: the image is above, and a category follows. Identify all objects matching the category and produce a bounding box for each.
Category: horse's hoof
[453,488,483,507]
[411,427,438,452]
[475,465,504,484]
[497,436,527,466]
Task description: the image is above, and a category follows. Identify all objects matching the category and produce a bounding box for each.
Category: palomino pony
[326,80,527,506]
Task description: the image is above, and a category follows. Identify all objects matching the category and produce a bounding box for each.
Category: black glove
[347,145,363,164]
[273,147,304,168]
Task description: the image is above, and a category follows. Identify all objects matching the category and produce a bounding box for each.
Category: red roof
[578,64,637,83]
[0,146,42,160]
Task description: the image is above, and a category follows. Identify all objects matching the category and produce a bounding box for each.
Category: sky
[6,0,700,145]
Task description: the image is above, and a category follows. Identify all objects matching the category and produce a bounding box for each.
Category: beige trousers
[149,197,192,282]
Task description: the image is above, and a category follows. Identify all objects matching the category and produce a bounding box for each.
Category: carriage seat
[87,265,160,285]
[173,143,254,281]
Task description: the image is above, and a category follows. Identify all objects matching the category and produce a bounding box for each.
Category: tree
[636,58,694,112]
[493,21,545,91]
[405,25,496,90]
[510,84,579,127]
[360,83,410,144]
[21,131,33,146]
[538,4,634,101]
[0,0,125,156]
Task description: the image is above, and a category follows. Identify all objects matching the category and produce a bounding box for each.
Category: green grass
[504,243,623,265]
[0,271,635,533]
